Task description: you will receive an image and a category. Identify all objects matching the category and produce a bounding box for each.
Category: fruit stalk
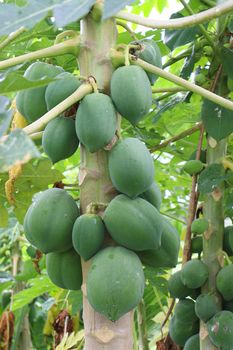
[78,10,134,350]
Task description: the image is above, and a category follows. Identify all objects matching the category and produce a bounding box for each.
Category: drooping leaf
[0,129,40,173]
[103,0,135,19]
[202,99,233,141]
[198,163,225,193]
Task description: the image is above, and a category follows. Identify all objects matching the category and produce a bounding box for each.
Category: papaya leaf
[0,129,40,173]
[67,290,83,315]
[220,47,233,80]
[12,275,58,311]
[202,99,233,141]
[103,0,135,19]
[197,164,225,193]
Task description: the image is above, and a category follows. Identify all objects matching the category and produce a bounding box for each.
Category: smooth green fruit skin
[16,62,64,122]
[26,245,37,259]
[183,160,204,175]
[223,226,233,256]
[191,236,203,254]
[207,311,233,350]
[138,218,180,268]
[195,294,219,322]
[181,260,209,289]
[140,182,162,210]
[46,249,82,290]
[168,271,199,299]
[216,264,233,301]
[75,93,116,153]
[183,334,200,350]
[108,138,154,198]
[174,299,198,324]
[110,65,152,125]
[86,246,145,322]
[103,194,162,251]
[42,116,79,163]
[191,218,209,235]
[45,72,81,110]
[72,214,105,261]
[24,188,79,254]
[131,40,162,84]
[169,316,199,347]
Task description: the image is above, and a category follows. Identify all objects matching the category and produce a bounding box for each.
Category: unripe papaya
[181,260,209,289]
[191,218,209,235]
[174,299,198,324]
[46,248,82,290]
[72,214,105,261]
[75,93,117,153]
[86,246,145,321]
[110,65,152,125]
[103,194,162,251]
[138,218,180,268]
[183,160,204,175]
[26,245,37,259]
[195,293,219,322]
[108,138,154,198]
[130,39,162,84]
[169,316,199,347]
[207,311,233,349]
[216,264,233,301]
[168,271,198,299]
[45,72,81,110]
[24,188,79,253]
[140,182,162,210]
[183,334,200,350]
[42,116,79,163]
[16,62,64,123]
[191,236,203,254]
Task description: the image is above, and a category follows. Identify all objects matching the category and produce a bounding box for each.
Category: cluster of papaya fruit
[22,40,182,322]
[168,216,233,349]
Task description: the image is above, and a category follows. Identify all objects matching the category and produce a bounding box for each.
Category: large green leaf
[202,99,233,141]
[103,0,135,19]
[0,129,40,173]
[198,164,225,193]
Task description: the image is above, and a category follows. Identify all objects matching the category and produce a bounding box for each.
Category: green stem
[160,211,186,225]
[0,26,26,51]
[115,1,233,29]
[152,87,187,93]
[0,38,80,70]
[30,131,43,140]
[137,301,150,350]
[23,83,92,135]
[179,0,214,46]
[116,20,138,40]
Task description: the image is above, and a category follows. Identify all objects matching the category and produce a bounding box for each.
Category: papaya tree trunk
[77,9,134,350]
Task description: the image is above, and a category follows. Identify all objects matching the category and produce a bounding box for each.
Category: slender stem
[162,299,176,329]
[134,57,233,112]
[0,26,26,51]
[137,301,150,350]
[23,83,92,135]
[150,123,202,152]
[115,1,233,29]
[0,38,80,70]
[179,0,214,46]
[30,131,43,140]
[160,211,186,225]
[152,87,187,93]
[116,20,138,40]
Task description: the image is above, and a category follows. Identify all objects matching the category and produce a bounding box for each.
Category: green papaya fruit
[207,311,233,350]
[195,293,219,322]
[216,264,233,301]
[24,188,79,253]
[130,39,162,84]
[86,246,145,322]
[138,218,180,268]
[140,182,162,210]
[168,270,199,299]
[103,194,162,251]
[183,334,200,350]
[16,62,64,123]
[72,214,105,261]
[174,299,198,324]
[42,116,79,163]
[181,260,209,289]
[189,149,206,163]
[191,236,203,254]
[169,316,199,347]
[1,290,11,309]
[46,248,82,290]
[191,218,209,235]
[45,72,81,110]
[26,245,37,259]
[223,226,233,256]
[75,93,117,153]
[108,138,154,198]
[183,160,204,175]
[110,65,152,125]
